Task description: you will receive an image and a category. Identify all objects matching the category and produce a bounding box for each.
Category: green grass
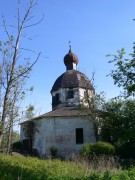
[0,154,135,179]
[0,154,85,180]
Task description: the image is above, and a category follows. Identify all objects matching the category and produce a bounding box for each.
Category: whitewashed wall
[21,116,96,158]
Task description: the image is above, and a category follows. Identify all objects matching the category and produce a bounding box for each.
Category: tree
[1,130,20,152]
[100,99,135,147]
[79,73,105,141]
[25,104,35,119]
[80,92,105,141]
[107,45,135,97]
[23,121,36,154]
[0,0,42,151]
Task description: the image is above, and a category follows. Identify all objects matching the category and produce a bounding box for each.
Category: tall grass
[71,154,121,173]
[0,153,135,179]
[0,153,85,180]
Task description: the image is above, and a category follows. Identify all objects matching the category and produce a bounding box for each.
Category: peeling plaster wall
[21,117,96,158]
[52,87,93,110]
[79,88,94,106]
[52,88,80,109]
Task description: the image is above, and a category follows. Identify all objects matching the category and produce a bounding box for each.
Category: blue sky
[0,0,135,115]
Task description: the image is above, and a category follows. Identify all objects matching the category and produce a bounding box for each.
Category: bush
[80,144,93,156]
[81,141,115,156]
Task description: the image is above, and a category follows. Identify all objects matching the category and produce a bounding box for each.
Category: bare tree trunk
[0,89,9,147]
[7,121,13,154]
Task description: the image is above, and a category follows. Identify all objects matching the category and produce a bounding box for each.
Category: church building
[20,48,96,158]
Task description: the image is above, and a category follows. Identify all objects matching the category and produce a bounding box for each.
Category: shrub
[81,141,115,156]
[93,142,115,155]
[80,144,93,156]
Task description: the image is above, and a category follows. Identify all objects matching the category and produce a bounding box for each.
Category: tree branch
[24,14,44,29]
[12,52,41,82]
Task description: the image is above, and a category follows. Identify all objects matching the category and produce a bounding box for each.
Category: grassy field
[0,154,135,179]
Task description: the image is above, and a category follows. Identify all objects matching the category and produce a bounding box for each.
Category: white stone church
[20,48,96,158]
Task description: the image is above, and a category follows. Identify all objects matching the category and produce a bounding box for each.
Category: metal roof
[51,70,93,92]
[20,107,87,124]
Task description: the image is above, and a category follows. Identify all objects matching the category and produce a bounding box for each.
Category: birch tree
[0,0,42,151]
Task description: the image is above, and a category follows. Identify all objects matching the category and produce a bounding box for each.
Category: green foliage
[81,142,115,156]
[107,46,135,97]
[116,141,135,159]
[88,170,135,180]
[0,154,85,180]
[92,142,115,155]
[79,91,106,141]
[0,131,20,152]
[1,154,135,179]
[25,104,35,119]
[101,99,135,148]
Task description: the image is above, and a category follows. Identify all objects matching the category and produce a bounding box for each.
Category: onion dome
[64,49,78,66]
[64,49,79,70]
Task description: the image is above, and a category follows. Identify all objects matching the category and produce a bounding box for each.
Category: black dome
[51,70,94,92]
